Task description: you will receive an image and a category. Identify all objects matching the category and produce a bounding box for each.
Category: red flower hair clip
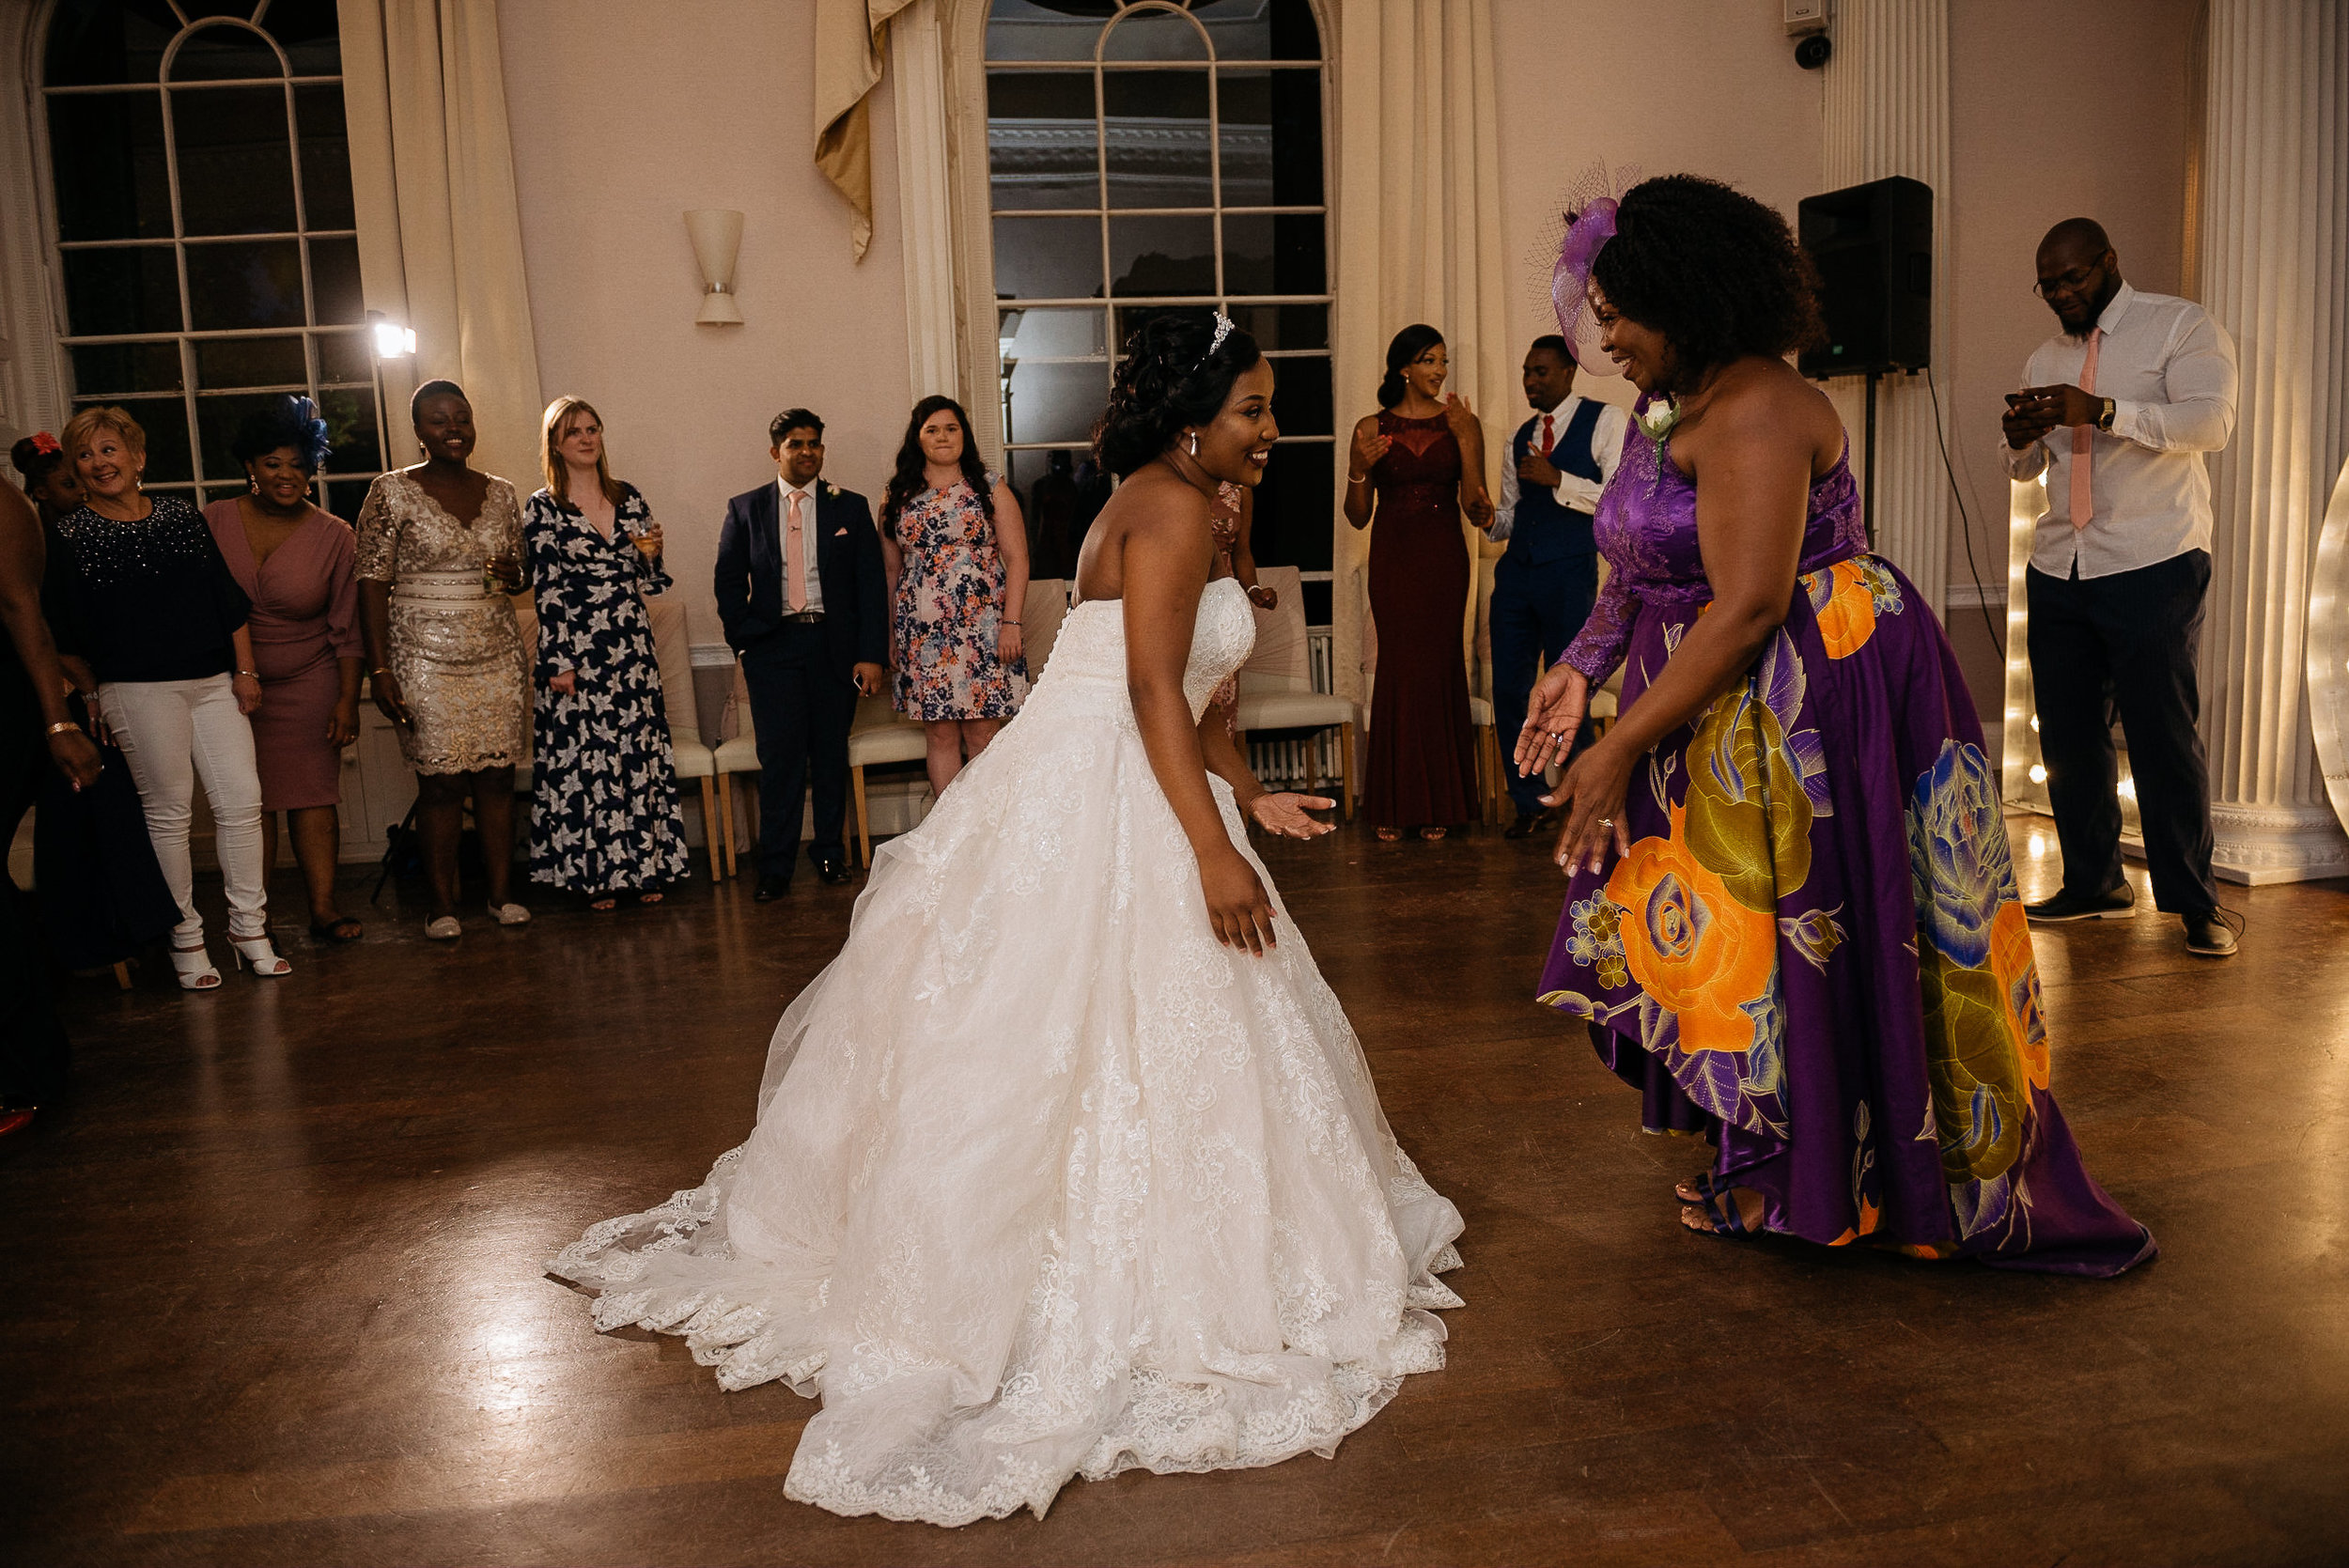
[28,431,60,456]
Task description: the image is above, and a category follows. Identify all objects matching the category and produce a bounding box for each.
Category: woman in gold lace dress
[356,380,531,939]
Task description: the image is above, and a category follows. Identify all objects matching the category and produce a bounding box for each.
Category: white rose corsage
[1633,396,1681,442]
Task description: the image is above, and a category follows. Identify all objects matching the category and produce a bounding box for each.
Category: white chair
[848,579,1073,867]
[644,595,723,881]
[712,667,760,880]
[1231,566,1358,818]
[1466,694,1505,826]
[847,692,926,870]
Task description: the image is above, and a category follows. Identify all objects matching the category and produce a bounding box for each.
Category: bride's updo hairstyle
[1093,312,1264,479]
[1589,174,1824,388]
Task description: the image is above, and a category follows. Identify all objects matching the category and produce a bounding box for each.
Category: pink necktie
[1540,412,1555,457]
[2070,328,2101,531]
[785,489,808,611]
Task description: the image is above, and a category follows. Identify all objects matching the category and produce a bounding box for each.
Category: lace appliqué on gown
[549,580,1464,1527]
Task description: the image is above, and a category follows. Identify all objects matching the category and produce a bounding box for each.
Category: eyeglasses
[2032,262,2103,300]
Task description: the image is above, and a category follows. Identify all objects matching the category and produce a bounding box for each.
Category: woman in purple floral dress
[879,396,1030,799]
[1518,176,2153,1275]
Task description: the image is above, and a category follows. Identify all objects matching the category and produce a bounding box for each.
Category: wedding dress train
[549,579,1463,1526]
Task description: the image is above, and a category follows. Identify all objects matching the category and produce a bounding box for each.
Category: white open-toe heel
[230,936,291,977]
[170,941,221,991]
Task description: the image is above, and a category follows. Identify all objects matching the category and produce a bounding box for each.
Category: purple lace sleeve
[1561,568,1635,685]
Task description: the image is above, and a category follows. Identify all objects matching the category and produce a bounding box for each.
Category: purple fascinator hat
[1548,162,1639,375]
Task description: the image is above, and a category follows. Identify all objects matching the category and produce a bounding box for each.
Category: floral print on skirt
[1542,423,2155,1277]
[892,477,1027,722]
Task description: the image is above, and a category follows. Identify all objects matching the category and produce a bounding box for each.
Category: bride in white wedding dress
[548,314,1463,1527]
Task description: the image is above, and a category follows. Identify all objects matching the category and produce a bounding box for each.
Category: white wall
[1487,0,1826,421]
[497,0,916,651]
[1946,0,2197,580]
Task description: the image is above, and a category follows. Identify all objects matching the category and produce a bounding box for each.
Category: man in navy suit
[1485,335,1626,837]
[715,409,887,899]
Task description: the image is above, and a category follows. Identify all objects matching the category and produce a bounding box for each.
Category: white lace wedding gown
[549,578,1464,1527]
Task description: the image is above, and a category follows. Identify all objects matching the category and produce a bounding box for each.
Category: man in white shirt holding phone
[2001,217,2239,955]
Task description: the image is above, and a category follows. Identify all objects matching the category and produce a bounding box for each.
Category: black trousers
[1489,552,1598,819]
[740,623,856,879]
[1,670,69,1106]
[2025,549,2219,914]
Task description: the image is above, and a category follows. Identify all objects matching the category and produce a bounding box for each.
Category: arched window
[984,0,1330,601]
[39,0,379,520]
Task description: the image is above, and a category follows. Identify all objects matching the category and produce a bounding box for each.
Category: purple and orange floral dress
[891,475,1028,722]
[1539,411,2155,1275]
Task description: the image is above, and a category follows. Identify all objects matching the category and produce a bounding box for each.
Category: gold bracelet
[46,721,78,737]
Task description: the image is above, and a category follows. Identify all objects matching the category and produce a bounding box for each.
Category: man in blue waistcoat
[1485,334,1626,837]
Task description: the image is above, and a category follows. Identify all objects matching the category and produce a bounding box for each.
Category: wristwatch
[2096,396,2117,433]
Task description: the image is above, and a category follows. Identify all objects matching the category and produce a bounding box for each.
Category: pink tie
[785,489,808,611]
[2070,328,2101,531]
[1540,412,1555,457]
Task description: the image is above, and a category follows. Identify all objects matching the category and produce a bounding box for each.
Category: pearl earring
[1188,431,1198,458]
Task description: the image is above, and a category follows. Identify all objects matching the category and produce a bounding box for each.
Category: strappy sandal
[1376,827,1401,843]
[1683,1187,1761,1238]
[587,894,619,913]
[170,940,222,991]
[635,891,663,907]
[1674,1171,1725,1205]
[1419,826,1448,842]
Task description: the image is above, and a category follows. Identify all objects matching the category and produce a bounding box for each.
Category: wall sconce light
[685,209,745,325]
[367,310,415,359]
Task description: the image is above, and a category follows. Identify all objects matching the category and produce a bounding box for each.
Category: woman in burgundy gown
[1344,325,1493,840]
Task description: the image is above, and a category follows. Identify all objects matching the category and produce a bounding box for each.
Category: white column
[890,0,960,407]
[1818,0,1951,614]
[2195,0,2349,884]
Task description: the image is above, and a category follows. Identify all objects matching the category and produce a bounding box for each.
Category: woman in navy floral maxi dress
[522,398,689,907]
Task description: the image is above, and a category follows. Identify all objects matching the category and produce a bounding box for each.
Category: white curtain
[336,0,545,489]
[1329,0,1512,715]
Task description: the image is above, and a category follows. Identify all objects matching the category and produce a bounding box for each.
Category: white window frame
[30,0,379,512]
[945,0,1333,501]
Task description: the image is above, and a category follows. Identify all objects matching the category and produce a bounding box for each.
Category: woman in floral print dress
[521,397,688,908]
[879,396,1030,798]
[1521,176,2153,1274]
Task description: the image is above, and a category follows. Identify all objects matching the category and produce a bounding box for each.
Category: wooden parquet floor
[4,815,2345,1566]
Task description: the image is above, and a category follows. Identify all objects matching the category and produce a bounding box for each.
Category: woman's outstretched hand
[1515,661,1589,779]
[1546,737,1633,877]
[1201,849,1279,955]
[1248,791,1336,840]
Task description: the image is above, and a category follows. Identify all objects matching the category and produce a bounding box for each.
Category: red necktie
[1540,412,1555,457]
[2070,328,2101,531]
[786,489,808,611]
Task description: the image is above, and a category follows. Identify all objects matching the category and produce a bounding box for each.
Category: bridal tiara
[1191,309,1236,372]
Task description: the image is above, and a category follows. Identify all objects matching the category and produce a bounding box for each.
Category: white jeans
[99,675,269,943]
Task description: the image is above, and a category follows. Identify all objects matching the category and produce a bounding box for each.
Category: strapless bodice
[1043,578,1256,722]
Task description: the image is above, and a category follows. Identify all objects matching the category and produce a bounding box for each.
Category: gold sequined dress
[355,470,528,774]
